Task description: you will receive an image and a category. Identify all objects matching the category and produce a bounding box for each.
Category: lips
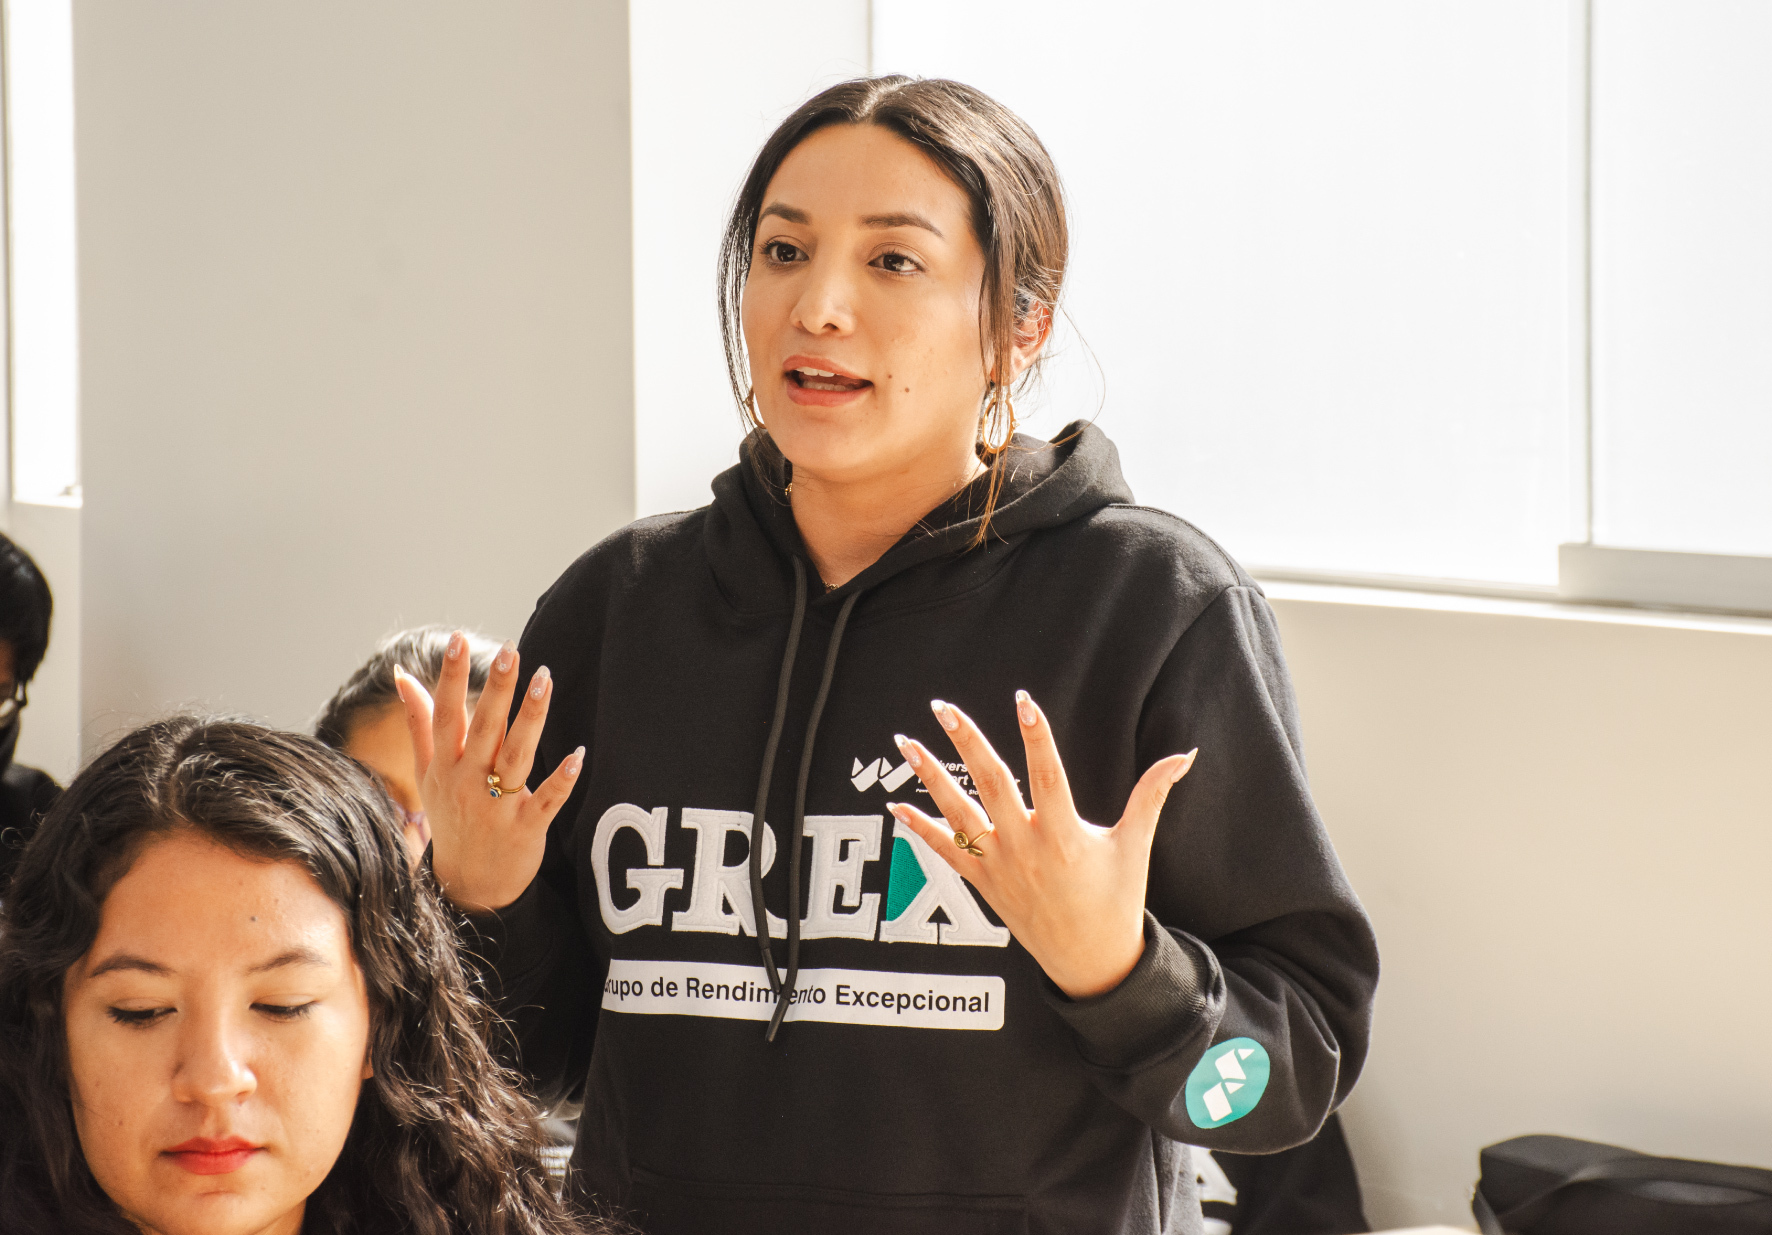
[165,1136,263,1176]
[782,355,872,407]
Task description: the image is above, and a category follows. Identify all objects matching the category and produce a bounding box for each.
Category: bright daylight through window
[4,0,81,508]
[875,0,1772,611]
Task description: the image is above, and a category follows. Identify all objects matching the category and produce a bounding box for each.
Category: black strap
[1476,1154,1772,1233]
[766,585,860,1042]
[748,557,807,994]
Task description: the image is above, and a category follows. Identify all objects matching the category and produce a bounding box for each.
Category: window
[3,0,81,508]
[874,0,1772,613]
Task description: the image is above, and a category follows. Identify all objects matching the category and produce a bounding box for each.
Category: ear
[1003,300,1053,385]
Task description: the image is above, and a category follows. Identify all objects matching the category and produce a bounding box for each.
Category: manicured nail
[565,746,585,777]
[894,734,921,768]
[528,665,551,699]
[495,640,516,673]
[1171,748,1199,782]
[930,699,959,732]
[1015,689,1036,727]
[446,631,465,660]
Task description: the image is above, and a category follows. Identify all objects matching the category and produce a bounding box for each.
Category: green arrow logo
[1185,1037,1270,1129]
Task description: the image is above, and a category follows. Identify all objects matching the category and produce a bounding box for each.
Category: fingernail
[930,699,959,732]
[894,734,921,768]
[565,745,585,777]
[886,802,906,820]
[495,640,516,673]
[447,631,464,660]
[1015,689,1035,726]
[529,665,551,699]
[1171,748,1199,782]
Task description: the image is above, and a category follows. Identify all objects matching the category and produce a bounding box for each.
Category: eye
[253,1002,315,1022]
[761,240,805,265]
[108,1006,171,1027]
[871,250,922,276]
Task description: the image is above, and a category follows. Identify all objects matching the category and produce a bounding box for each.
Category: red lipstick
[165,1136,262,1175]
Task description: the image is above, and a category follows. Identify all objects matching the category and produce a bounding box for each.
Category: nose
[790,253,856,338]
[170,1006,258,1108]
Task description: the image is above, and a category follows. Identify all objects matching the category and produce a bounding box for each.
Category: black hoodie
[475,423,1379,1235]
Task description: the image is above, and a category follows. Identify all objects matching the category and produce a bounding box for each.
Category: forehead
[82,831,351,976]
[766,123,973,231]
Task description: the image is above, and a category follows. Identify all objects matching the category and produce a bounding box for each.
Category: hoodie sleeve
[1040,584,1379,1153]
[455,867,602,1106]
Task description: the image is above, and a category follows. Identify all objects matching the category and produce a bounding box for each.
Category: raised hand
[391,632,582,914]
[887,692,1196,1000]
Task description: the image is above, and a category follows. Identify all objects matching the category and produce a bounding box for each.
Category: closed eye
[108,1006,171,1027]
[253,1002,314,1022]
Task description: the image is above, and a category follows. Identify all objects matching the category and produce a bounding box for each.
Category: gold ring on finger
[487,773,516,799]
[952,826,991,858]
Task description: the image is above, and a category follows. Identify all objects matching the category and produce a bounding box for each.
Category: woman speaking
[401,76,1379,1235]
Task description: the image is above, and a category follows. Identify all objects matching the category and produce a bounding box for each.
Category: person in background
[0,716,610,1235]
[315,626,500,865]
[0,531,59,895]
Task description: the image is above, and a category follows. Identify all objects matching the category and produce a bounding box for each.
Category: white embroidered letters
[591,804,684,934]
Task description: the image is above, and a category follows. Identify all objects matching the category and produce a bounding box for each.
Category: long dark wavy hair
[0,716,601,1235]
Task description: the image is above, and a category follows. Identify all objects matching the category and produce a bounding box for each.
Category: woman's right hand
[392,632,583,914]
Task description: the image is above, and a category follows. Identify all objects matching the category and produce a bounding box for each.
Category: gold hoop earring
[743,387,761,429]
[982,386,1016,454]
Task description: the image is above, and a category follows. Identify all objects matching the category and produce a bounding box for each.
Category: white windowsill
[1256,575,1772,638]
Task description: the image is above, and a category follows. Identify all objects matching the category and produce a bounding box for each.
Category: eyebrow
[248,947,332,975]
[88,954,172,979]
[86,946,332,980]
[757,203,945,239]
[862,211,944,238]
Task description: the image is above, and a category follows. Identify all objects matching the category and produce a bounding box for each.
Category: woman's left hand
[888,693,1196,1000]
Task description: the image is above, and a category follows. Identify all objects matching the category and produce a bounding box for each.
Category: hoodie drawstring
[749,555,863,1042]
[748,558,806,997]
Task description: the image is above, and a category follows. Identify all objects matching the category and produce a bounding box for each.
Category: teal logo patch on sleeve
[1185,1038,1270,1128]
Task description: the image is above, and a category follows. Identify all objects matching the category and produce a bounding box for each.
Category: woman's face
[342,701,431,865]
[742,122,993,488]
[63,830,373,1235]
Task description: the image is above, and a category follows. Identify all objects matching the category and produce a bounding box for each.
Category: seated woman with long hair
[0,716,602,1235]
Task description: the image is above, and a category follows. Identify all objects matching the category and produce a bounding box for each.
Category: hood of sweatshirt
[703,420,1136,618]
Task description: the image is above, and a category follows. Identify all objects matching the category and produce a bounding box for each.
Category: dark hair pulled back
[0,716,599,1235]
[315,625,500,750]
[718,75,1069,543]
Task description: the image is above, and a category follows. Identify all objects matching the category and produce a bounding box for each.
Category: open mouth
[787,365,872,394]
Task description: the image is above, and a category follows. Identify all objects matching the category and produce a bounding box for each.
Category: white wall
[73,0,634,742]
[1268,584,1772,1230]
[630,0,868,517]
